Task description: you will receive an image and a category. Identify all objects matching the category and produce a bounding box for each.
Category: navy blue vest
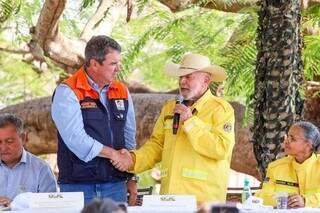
[57,90,131,183]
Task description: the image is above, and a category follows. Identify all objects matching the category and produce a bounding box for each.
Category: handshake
[109,149,134,172]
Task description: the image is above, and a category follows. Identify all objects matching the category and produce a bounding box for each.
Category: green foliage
[303,35,320,80]
[136,0,150,15]
[0,0,21,24]
[303,5,320,26]
[0,0,42,45]
[113,3,245,90]
[0,52,59,108]
[81,0,96,11]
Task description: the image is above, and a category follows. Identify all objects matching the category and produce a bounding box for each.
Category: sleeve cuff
[183,116,198,133]
[84,142,103,162]
[128,151,136,173]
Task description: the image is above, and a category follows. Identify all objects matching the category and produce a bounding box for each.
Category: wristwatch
[127,175,139,183]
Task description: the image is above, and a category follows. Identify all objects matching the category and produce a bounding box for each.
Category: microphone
[173,95,184,135]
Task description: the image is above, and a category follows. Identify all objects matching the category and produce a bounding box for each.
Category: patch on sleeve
[223,123,233,133]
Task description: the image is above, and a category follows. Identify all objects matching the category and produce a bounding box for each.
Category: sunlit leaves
[0,0,21,24]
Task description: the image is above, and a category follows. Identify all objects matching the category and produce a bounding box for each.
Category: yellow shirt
[255,154,320,207]
[132,90,235,203]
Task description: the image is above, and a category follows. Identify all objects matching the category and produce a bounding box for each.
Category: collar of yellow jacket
[190,89,213,113]
[290,153,317,171]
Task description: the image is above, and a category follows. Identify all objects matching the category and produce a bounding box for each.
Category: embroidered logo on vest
[81,102,97,109]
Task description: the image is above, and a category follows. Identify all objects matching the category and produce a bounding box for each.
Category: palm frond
[303,35,320,79]
[0,0,21,24]
[137,0,149,15]
[81,0,96,11]
[303,5,320,26]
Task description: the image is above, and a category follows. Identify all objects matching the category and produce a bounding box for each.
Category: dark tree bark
[252,0,304,178]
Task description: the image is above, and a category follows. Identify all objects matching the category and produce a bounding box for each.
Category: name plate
[142,195,196,210]
[11,192,84,210]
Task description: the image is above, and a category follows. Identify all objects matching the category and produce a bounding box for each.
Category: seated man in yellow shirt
[255,121,320,208]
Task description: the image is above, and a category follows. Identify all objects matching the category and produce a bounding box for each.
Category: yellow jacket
[132,90,235,203]
[255,154,320,207]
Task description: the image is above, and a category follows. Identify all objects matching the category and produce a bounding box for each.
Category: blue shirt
[0,149,57,200]
[51,76,136,163]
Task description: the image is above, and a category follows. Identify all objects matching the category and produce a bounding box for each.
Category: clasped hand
[110,149,133,172]
[173,104,192,122]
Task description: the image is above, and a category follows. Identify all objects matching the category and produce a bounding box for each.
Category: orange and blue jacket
[56,67,131,183]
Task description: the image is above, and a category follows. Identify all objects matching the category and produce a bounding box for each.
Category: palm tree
[251,0,304,178]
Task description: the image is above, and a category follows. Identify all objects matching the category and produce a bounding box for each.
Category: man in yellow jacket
[113,53,235,204]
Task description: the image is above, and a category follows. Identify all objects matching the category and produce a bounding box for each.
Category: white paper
[11,192,84,210]
[142,195,196,212]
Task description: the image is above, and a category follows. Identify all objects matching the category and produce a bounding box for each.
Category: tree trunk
[252,0,304,178]
[0,93,260,180]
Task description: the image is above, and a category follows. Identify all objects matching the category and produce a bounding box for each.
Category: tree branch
[80,0,115,41]
[35,0,66,49]
[34,0,85,72]
[0,45,28,54]
[160,0,257,13]
[161,0,320,12]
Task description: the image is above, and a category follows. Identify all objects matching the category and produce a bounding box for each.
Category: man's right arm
[51,84,106,162]
[129,104,167,173]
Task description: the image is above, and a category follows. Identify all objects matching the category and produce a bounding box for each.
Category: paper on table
[0,205,10,211]
[10,192,84,210]
[142,195,197,212]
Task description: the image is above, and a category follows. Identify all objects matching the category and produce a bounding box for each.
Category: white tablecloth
[5,206,320,213]
[7,207,81,213]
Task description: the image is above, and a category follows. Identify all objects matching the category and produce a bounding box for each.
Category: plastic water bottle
[241,177,252,203]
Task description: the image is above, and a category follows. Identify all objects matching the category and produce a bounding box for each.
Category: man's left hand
[173,104,192,122]
[127,180,138,206]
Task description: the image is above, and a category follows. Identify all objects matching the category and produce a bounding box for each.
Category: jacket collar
[190,89,213,113]
[291,153,317,171]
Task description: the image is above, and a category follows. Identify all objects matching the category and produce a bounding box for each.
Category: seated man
[0,113,57,206]
[255,121,320,208]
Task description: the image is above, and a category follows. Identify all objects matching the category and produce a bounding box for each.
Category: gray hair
[81,198,124,213]
[0,113,24,134]
[84,35,121,68]
[294,121,320,152]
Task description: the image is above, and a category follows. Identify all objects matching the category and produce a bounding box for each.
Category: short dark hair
[81,198,124,213]
[84,35,121,68]
[0,113,24,134]
[294,121,320,152]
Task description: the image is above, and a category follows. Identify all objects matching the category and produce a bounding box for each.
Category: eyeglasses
[285,135,306,143]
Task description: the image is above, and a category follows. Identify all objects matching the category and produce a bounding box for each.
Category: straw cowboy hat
[164,53,227,82]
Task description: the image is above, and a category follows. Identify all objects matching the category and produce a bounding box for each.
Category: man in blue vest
[51,35,137,205]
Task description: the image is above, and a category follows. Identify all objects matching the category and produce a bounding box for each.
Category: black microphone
[173,95,184,135]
